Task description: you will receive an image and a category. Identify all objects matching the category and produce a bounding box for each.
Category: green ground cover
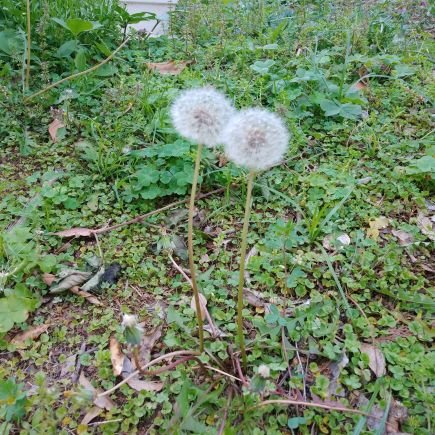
[0,0,434,433]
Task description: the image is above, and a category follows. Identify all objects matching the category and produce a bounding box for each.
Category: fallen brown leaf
[49,270,92,294]
[146,60,188,75]
[79,373,114,410]
[138,325,163,367]
[43,273,56,286]
[416,213,435,241]
[190,293,207,321]
[81,406,103,426]
[109,336,125,377]
[49,118,65,143]
[53,227,94,238]
[11,324,50,345]
[367,216,390,240]
[69,286,103,306]
[361,343,386,378]
[387,399,408,433]
[391,229,413,246]
[126,377,164,392]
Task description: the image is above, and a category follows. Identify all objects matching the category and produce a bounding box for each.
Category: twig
[93,187,225,235]
[169,254,192,286]
[169,253,219,337]
[217,388,233,435]
[88,419,123,427]
[204,365,243,383]
[249,399,371,417]
[295,342,307,400]
[24,37,132,101]
[98,351,199,397]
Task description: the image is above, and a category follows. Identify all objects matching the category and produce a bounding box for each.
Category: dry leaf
[49,119,64,143]
[69,286,103,306]
[138,324,163,367]
[387,400,408,433]
[126,377,164,392]
[361,343,386,378]
[367,216,390,240]
[243,289,266,308]
[190,293,208,321]
[49,270,92,294]
[81,406,103,426]
[336,234,351,245]
[11,324,50,345]
[43,273,56,286]
[323,233,351,250]
[79,373,114,410]
[416,213,435,241]
[147,60,188,75]
[109,336,125,377]
[60,354,77,378]
[54,227,94,238]
[391,229,413,246]
[351,81,367,91]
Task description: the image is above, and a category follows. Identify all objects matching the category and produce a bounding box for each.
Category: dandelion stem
[237,170,255,369]
[188,143,204,352]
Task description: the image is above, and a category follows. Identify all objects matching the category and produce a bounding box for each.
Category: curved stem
[25,0,31,90]
[237,171,255,369]
[188,144,204,352]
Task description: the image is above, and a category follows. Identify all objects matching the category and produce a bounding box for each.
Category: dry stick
[93,187,225,236]
[169,253,218,337]
[24,36,131,101]
[236,171,255,369]
[188,143,205,352]
[24,20,160,101]
[98,350,199,397]
[250,399,370,417]
[217,388,233,435]
[25,0,31,90]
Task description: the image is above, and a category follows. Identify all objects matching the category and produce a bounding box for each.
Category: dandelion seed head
[221,108,289,171]
[122,314,139,329]
[258,364,271,378]
[171,87,235,148]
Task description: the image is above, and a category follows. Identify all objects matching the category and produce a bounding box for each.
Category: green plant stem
[25,0,31,90]
[188,143,204,352]
[237,170,255,369]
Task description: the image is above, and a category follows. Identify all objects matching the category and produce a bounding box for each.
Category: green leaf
[0,30,24,56]
[250,60,275,74]
[0,285,38,333]
[135,168,160,188]
[52,18,102,37]
[0,378,27,422]
[93,63,117,77]
[74,48,87,71]
[286,267,306,288]
[405,156,435,175]
[55,40,78,58]
[339,103,362,120]
[288,417,307,429]
[320,99,341,116]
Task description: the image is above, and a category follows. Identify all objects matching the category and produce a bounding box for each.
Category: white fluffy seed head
[171,87,235,148]
[221,108,289,171]
[258,364,271,378]
[122,314,138,328]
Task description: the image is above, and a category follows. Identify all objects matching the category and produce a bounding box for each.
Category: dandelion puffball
[221,108,289,171]
[171,87,235,148]
[122,314,139,329]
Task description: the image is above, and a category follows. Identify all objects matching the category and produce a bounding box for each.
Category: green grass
[0,0,434,433]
